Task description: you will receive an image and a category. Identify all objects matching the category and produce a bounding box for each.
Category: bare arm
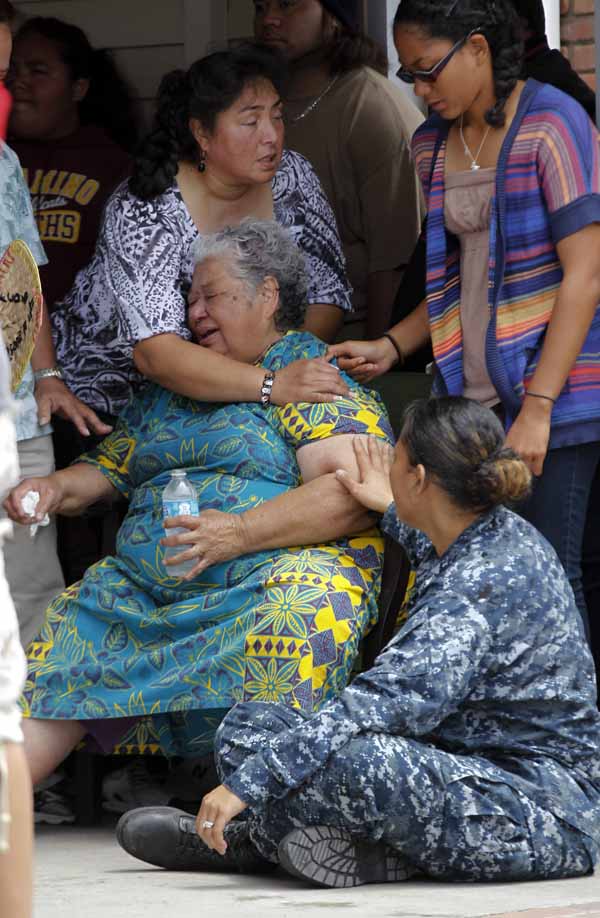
[237,471,371,550]
[4,464,118,523]
[163,434,378,579]
[133,334,349,405]
[505,223,600,474]
[303,304,344,343]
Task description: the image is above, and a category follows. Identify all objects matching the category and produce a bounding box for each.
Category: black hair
[130,44,287,201]
[393,0,523,126]
[0,1,14,24]
[511,0,545,43]
[322,14,389,76]
[400,396,532,511]
[13,17,139,151]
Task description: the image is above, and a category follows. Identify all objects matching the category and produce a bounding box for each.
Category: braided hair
[393,0,523,127]
[130,44,287,201]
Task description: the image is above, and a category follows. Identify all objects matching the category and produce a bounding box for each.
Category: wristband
[383,333,404,366]
[260,370,275,407]
[34,367,63,383]
[524,391,556,405]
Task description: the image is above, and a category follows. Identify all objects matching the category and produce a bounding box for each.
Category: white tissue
[21,490,50,538]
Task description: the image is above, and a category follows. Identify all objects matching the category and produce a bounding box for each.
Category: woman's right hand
[270,355,350,405]
[336,436,395,515]
[3,476,65,525]
[328,337,398,383]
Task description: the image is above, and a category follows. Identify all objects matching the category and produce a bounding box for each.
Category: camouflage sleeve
[380,502,433,568]
[225,591,493,806]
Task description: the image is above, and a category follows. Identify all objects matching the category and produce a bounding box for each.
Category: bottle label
[162,499,200,519]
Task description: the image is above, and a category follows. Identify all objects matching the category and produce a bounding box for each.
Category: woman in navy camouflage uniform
[117,397,600,888]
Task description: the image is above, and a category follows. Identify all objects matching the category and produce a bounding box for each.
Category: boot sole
[278,826,413,889]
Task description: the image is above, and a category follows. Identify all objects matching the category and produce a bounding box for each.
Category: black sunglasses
[396,28,481,85]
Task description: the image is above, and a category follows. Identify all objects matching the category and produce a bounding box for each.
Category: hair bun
[480,449,532,506]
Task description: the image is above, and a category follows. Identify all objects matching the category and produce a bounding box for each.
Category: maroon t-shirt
[10,124,130,310]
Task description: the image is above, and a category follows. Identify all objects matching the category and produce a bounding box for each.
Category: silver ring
[201,820,215,829]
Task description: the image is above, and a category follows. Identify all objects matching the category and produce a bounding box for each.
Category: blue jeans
[518,442,600,639]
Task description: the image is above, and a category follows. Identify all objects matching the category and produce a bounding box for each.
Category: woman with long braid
[330,0,600,634]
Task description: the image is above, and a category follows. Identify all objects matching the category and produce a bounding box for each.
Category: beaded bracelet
[524,391,556,404]
[383,333,404,366]
[260,370,275,407]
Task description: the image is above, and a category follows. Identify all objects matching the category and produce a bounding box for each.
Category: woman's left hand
[35,377,113,437]
[162,509,246,578]
[504,401,552,476]
[197,785,248,855]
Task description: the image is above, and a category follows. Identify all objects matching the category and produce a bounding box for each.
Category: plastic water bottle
[161,469,199,577]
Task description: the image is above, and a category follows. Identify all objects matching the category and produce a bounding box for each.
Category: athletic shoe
[34,788,76,826]
[102,760,171,814]
[116,806,274,873]
[278,826,418,888]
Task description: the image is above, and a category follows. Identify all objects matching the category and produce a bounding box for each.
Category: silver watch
[34,367,64,383]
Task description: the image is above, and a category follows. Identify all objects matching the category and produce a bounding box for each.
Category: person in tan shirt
[254,0,424,339]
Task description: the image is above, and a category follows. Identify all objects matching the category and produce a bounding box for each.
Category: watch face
[0,240,44,392]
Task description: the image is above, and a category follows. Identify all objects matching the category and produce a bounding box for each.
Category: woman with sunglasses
[330,0,600,634]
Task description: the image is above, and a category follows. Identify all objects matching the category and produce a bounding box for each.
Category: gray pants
[216,702,595,882]
[3,436,64,647]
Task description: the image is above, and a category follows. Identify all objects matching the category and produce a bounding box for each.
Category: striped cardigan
[413,79,600,448]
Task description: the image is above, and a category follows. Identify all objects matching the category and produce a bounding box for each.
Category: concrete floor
[34,825,600,918]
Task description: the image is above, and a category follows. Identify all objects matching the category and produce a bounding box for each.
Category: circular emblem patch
[0,239,43,392]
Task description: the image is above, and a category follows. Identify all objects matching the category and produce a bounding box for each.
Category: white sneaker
[102,760,171,814]
[34,788,76,825]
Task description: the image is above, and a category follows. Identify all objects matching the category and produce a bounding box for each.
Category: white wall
[542,0,560,50]
[13,0,226,129]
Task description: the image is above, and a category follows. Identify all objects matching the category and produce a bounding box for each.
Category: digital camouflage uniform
[216,505,600,881]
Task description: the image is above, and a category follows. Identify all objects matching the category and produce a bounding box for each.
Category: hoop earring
[198,150,207,173]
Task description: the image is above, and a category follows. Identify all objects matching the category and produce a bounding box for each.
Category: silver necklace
[289,75,339,124]
[459,114,492,171]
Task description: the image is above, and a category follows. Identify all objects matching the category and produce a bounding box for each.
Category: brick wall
[560,0,596,92]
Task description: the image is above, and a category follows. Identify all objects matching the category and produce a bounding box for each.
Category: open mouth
[195,327,219,345]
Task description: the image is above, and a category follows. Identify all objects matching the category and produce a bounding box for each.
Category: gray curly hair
[192,219,309,331]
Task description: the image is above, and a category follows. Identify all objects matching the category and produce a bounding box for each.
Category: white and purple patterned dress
[52,150,352,416]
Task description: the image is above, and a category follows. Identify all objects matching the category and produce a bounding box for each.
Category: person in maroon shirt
[8,17,135,311]
[8,18,136,589]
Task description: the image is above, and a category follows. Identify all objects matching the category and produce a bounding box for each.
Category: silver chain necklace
[289,75,339,124]
[459,114,492,171]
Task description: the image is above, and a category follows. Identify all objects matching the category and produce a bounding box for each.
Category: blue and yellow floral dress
[23,332,393,756]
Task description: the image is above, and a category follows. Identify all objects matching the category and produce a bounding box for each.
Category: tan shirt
[285,68,424,324]
[444,168,499,407]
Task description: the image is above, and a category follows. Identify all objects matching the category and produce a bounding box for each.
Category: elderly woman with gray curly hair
[5,220,393,785]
